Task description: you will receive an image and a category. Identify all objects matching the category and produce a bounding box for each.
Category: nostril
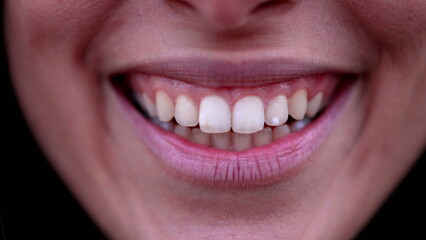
[166,0,294,30]
[167,0,195,11]
[252,0,290,13]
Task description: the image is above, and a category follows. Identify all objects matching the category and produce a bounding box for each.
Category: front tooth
[307,92,323,118]
[199,96,231,133]
[174,125,191,140]
[212,133,231,150]
[141,93,157,117]
[232,96,265,134]
[288,89,307,120]
[232,133,252,151]
[265,95,288,126]
[273,124,291,140]
[175,95,199,127]
[155,91,175,122]
[253,127,273,147]
[191,128,211,146]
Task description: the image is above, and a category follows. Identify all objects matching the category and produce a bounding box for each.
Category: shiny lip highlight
[112,67,356,187]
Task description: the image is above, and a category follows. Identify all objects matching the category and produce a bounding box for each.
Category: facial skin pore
[5,1,426,239]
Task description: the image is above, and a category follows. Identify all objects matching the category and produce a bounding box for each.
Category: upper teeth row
[136,89,324,134]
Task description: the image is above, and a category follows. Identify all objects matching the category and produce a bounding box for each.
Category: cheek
[342,0,426,53]
[6,0,121,58]
[5,0,118,139]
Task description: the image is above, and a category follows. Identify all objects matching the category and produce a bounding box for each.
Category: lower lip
[115,78,356,188]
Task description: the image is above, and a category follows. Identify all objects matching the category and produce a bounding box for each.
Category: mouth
[111,58,358,187]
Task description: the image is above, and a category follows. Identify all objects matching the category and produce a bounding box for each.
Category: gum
[129,73,339,106]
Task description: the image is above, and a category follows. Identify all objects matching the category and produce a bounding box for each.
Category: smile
[112,58,358,187]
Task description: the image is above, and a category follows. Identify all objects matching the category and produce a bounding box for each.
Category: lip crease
[111,59,357,188]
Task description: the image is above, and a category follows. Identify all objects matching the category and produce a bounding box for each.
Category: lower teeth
[149,116,314,151]
[289,118,312,132]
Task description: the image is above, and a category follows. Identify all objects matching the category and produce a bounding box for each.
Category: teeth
[138,93,157,117]
[273,124,291,140]
[212,133,231,150]
[175,95,199,127]
[265,95,288,126]
[232,96,265,134]
[288,89,308,120]
[191,128,211,146]
[199,95,231,133]
[155,91,175,122]
[174,125,191,140]
[290,119,312,132]
[232,133,252,151]
[307,92,323,118]
[253,127,273,147]
[135,87,327,151]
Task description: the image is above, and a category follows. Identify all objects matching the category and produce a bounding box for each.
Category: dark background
[1,2,425,239]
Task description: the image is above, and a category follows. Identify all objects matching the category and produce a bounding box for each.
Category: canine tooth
[199,96,231,133]
[140,93,157,117]
[155,91,175,122]
[290,119,312,132]
[212,133,231,150]
[253,127,273,147]
[191,128,211,146]
[265,95,288,126]
[175,95,199,127]
[232,133,252,151]
[232,96,265,134]
[174,125,191,140]
[288,89,307,120]
[273,124,291,140]
[307,93,323,118]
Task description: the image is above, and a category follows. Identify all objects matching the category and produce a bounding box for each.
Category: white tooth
[212,133,231,150]
[175,95,199,127]
[288,89,308,120]
[273,124,291,140]
[232,133,252,151]
[155,91,175,122]
[290,119,312,132]
[265,95,288,126]
[174,125,191,140]
[232,96,265,134]
[307,92,323,118]
[140,93,157,117]
[253,127,273,147]
[191,128,211,146]
[199,95,231,133]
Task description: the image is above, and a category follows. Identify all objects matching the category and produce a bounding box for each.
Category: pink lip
[113,73,356,188]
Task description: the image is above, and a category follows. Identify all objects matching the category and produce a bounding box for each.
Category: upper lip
[111,57,357,88]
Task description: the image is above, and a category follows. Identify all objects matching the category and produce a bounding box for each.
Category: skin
[5,0,426,239]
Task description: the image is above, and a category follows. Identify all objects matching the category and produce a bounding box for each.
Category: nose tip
[183,0,279,30]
